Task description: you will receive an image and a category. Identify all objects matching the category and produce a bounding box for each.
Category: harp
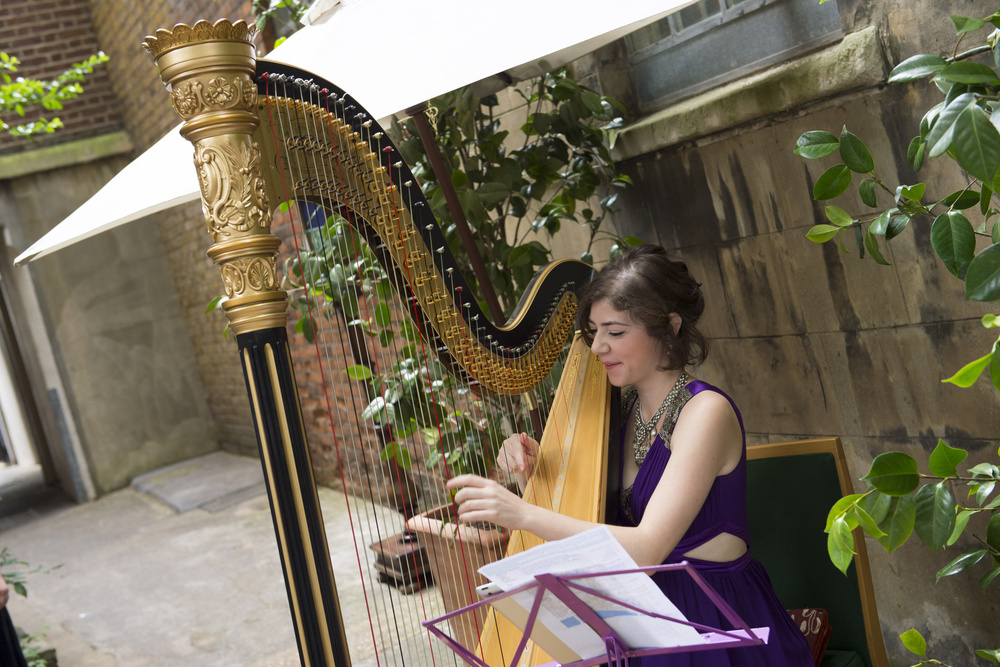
[142,20,618,667]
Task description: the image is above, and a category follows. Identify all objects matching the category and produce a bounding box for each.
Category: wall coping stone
[612,27,888,161]
[0,131,134,180]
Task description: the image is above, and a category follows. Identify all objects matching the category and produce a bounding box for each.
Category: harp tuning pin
[424,224,433,230]
[414,201,424,207]
[362,119,373,128]
[446,267,454,275]
[320,88,329,96]
[471,314,479,321]
[396,164,405,170]
[436,247,445,254]
[406,181,414,188]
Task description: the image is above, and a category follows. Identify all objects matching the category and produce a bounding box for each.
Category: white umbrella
[15,0,693,264]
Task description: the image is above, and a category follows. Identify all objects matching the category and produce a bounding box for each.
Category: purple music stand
[423,561,769,667]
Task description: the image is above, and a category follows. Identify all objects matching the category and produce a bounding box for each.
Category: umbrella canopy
[15,0,693,264]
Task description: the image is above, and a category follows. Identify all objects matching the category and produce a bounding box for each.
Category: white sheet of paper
[478,526,704,658]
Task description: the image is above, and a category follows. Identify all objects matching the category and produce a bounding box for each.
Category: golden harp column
[142,21,350,667]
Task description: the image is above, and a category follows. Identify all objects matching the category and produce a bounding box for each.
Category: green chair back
[746,439,888,667]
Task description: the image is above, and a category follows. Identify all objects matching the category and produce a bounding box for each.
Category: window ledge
[0,131,135,180]
[611,26,887,161]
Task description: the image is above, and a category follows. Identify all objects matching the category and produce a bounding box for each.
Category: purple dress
[614,380,813,666]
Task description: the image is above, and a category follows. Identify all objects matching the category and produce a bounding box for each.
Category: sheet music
[478,526,704,659]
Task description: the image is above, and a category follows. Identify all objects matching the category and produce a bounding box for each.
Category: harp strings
[263,75,441,667]
[259,70,574,666]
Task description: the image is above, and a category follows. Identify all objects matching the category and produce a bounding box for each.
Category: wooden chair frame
[747,438,889,667]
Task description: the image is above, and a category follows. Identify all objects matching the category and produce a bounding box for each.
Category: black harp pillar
[142,21,350,667]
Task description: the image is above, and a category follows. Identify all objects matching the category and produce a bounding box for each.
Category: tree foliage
[0,51,109,137]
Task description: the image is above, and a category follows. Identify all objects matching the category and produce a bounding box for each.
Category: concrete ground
[0,452,454,667]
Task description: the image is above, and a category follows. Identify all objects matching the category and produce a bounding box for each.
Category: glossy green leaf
[942,352,992,387]
[877,496,916,552]
[889,54,948,82]
[980,567,1000,593]
[931,211,976,277]
[990,352,1000,392]
[914,482,956,550]
[863,489,892,524]
[794,130,839,158]
[928,439,968,478]
[476,181,511,207]
[965,244,1000,301]
[951,15,986,34]
[886,214,911,241]
[899,183,926,202]
[854,224,865,258]
[940,188,981,210]
[839,128,875,173]
[863,452,919,496]
[295,315,316,343]
[953,105,1000,185]
[813,164,852,200]
[936,548,988,582]
[984,314,1000,328]
[907,135,926,171]
[859,179,878,207]
[374,301,393,328]
[925,92,976,157]
[938,61,1000,85]
[864,226,890,265]
[976,480,997,506]
[987,513,1000,552]
[899,628,927,657]
[346,364,373,381]
[825,493,864,531]
[947,509,976,546]
[807,224,841,243]
[825,206,854,227]
[853,504,887,539]
[869,208,894,235]
[827,517,856,574]
[361,396,386,422]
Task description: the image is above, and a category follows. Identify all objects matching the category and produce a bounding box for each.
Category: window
[625,0,842,112]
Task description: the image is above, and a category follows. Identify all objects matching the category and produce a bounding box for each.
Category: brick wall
[0,0,123,154]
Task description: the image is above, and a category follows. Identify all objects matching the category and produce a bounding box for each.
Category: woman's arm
[447,390,743,567]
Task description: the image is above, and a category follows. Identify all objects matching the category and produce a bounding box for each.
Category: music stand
[424,561,770,667]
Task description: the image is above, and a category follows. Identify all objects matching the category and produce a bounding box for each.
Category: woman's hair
[577,244,708,369]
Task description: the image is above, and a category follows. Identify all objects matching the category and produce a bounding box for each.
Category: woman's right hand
[496,432,539,475]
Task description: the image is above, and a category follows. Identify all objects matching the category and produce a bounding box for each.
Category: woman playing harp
[449,244,814,666]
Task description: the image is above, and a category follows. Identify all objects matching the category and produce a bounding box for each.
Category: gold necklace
[633,371,688,466]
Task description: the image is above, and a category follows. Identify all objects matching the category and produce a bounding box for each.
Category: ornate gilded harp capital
[143,20,285,334]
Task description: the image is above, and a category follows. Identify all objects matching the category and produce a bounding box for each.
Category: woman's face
[587,299,667,389]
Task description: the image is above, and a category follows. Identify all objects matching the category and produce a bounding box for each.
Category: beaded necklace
[632,371,688,466]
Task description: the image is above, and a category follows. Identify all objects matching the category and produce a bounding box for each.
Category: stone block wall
[600,2,1000,660]
[85,0,260,456]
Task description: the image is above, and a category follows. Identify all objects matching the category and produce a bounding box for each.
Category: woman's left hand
[446,474,530,531]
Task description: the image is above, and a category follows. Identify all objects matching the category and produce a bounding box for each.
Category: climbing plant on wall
[794,7,1000,666]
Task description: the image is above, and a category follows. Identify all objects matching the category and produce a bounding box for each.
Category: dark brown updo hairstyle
[578,244,708,370]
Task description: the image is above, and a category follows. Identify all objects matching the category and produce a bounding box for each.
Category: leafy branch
[1,51,109,137]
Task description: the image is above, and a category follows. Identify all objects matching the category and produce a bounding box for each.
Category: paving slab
[1,452,454,667]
